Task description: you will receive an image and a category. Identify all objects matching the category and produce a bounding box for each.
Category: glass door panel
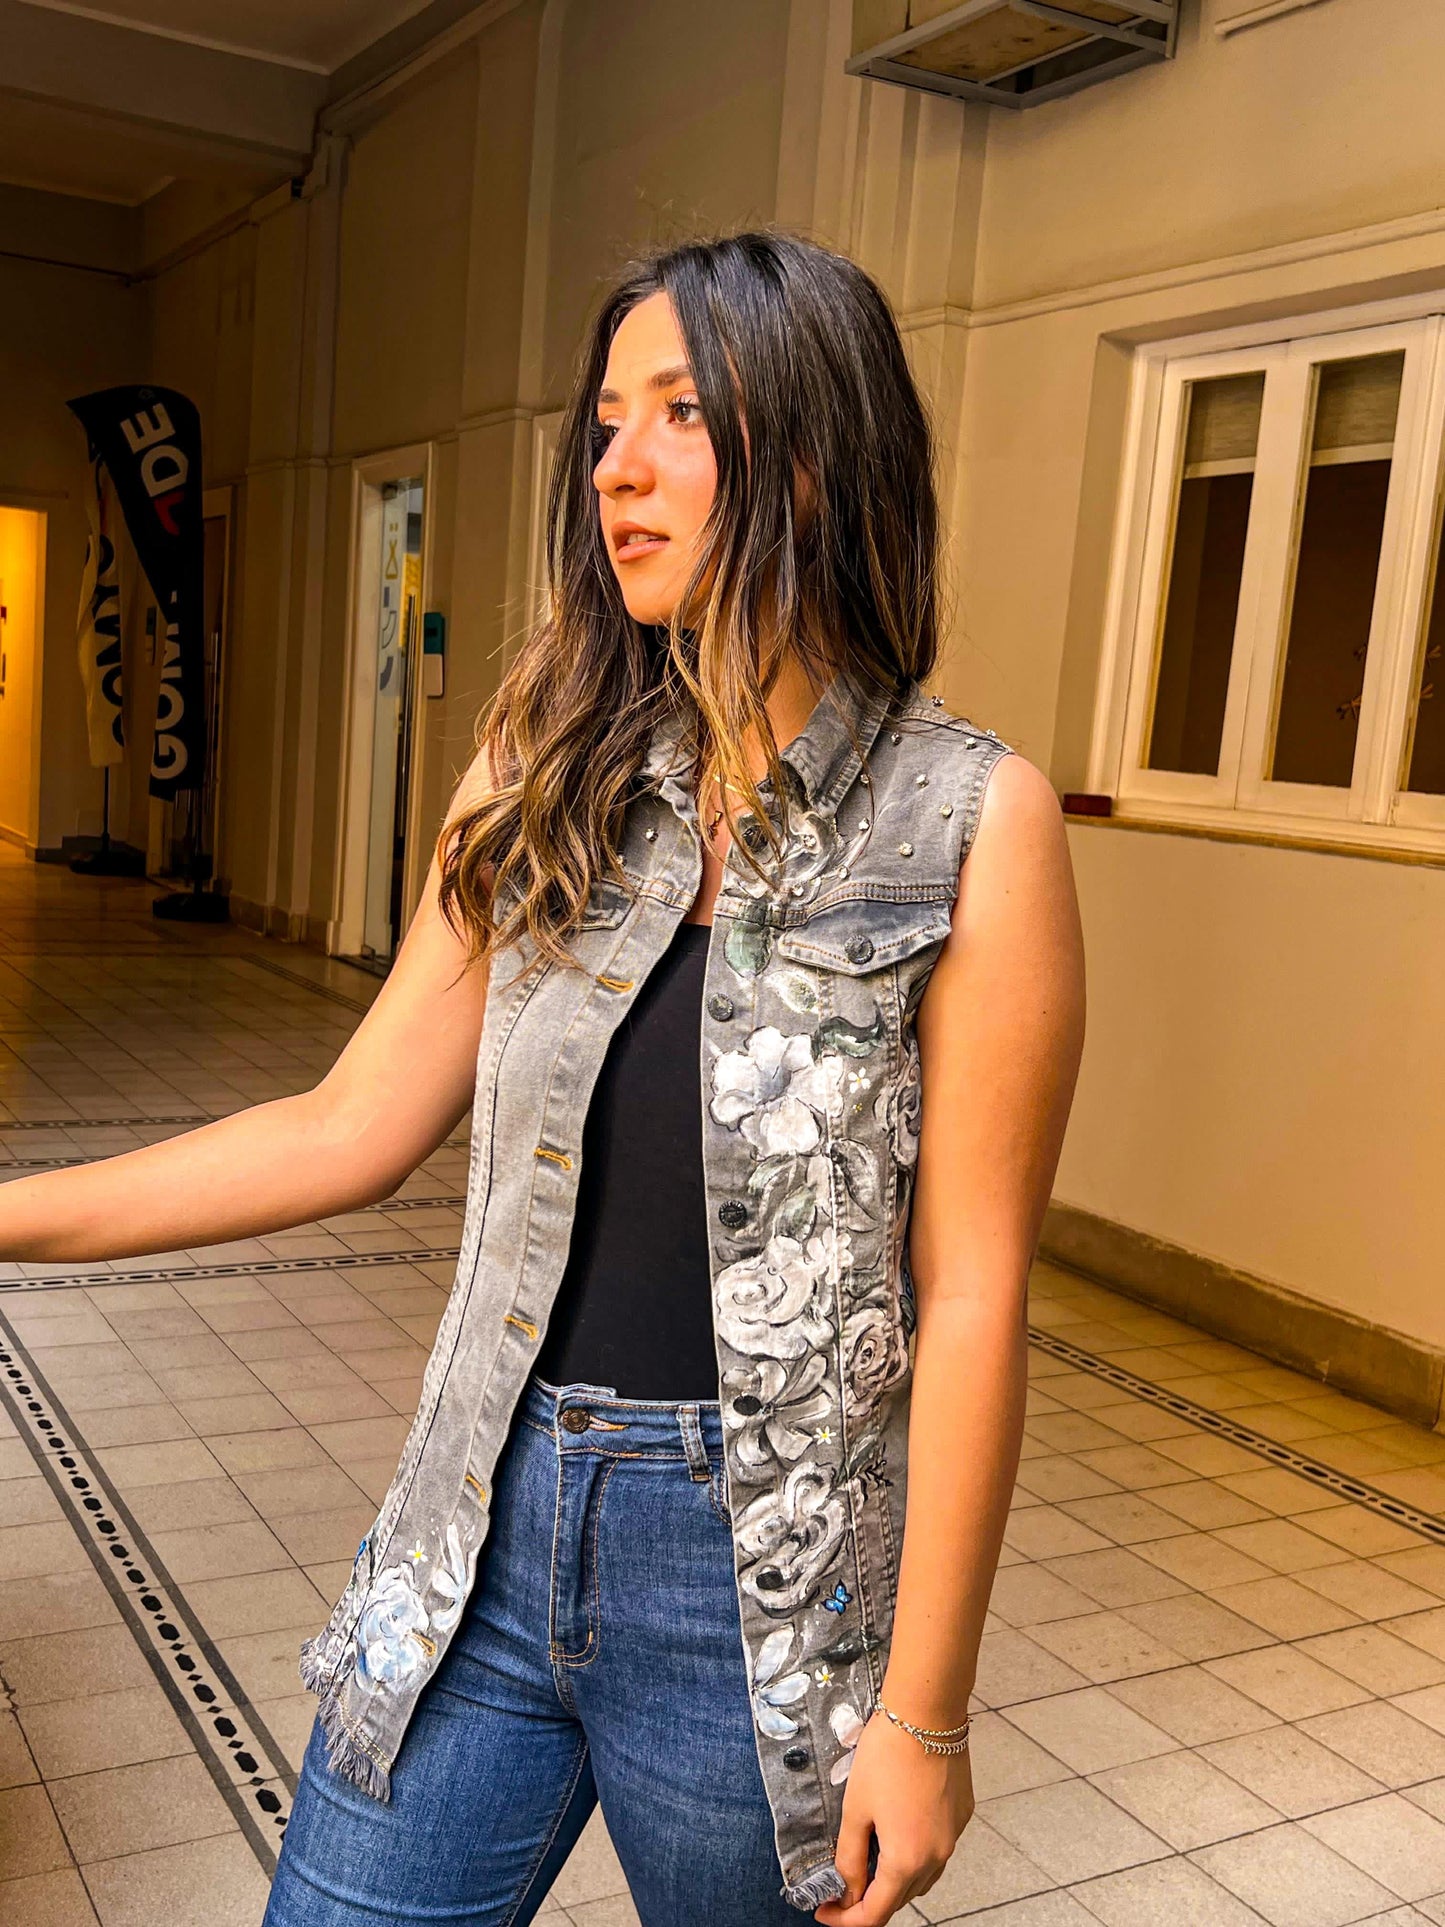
[361,477,424,967]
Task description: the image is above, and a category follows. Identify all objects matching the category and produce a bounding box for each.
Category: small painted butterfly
[822,1583,852,1615]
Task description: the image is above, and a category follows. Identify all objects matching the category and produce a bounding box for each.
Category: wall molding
[1040,1201,1445,1433]
[1215,0,1334,38]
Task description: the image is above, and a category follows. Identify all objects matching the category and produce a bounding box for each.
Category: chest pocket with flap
[772,894,955,973]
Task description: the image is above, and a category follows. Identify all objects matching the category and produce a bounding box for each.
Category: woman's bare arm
[820,751,1086,1927]
[0,750,498,1262]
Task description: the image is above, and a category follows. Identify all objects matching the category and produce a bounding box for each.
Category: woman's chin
[620,589,681,627]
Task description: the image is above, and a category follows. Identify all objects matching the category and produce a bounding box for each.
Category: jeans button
[561,1408,591,1434]
[844,935,874,964]
[707,992,735,1021]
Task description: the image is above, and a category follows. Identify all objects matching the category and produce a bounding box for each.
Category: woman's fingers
[816,1805,873,1920]
[818,1853,918,1927]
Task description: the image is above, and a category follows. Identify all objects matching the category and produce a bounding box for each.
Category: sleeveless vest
[299,669,1013,1911]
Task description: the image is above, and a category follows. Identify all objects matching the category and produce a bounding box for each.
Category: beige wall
[976,0,1445,311]
[1060,824,1445,1348]
[935,0,1445,1353]
[0,507,44,847]
[0,188,147,852]
[331,56,477,460]
[542,0,791,397]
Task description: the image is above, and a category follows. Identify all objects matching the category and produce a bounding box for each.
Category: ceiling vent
[847,0,1178,109]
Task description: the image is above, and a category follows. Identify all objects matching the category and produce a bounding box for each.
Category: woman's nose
[594,422,653,497]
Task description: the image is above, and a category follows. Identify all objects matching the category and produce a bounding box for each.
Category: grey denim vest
[299,669,1012,1910]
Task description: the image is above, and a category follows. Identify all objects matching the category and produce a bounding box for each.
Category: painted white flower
[710,1026,844,1156]
[873,1031,923,1169]
[428,1523,470,1635]
[722,1355,834,1469]
[735,1461,852,1614]
[355,1566,430,1688]
[841,1300,910,1414]
[714,1228,846,1362]
[750,1627,811,1740]
[829,1701,866,1784]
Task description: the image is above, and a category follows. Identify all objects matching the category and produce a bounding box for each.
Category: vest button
[560,1409,591,1434]
[707,992,735,1022]
[782,1746,811,1771]
[844,935,874,964]
[718,1200,748,1229]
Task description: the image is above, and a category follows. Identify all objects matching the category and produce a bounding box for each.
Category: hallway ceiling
[15,0,437,73]
[0,0,446,215]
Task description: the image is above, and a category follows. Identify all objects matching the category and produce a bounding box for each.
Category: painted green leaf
[843,1430,884,1480]
[747,1151,797,1194]
[769,966,819,1014]
[724,915,772,979]
[832,1139,880,1216]
[775,1185,818,1240]
[815,1627,881,1666]
[813,1008,883,1059]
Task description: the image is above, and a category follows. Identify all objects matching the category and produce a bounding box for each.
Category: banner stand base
[153,889,230,924]
[70,848,147,879]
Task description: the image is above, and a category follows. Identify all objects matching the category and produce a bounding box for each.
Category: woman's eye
[592,399,700,449]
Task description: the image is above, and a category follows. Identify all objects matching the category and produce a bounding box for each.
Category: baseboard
[0,823,36,855]
[229,895,331,951]
[1039,1202,1445,1433]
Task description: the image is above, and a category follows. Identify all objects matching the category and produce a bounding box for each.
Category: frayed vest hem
[783,1862,847,1910]
[302,1663,394,1802]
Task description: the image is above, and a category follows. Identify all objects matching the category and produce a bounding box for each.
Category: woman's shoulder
[881,681,1062,868]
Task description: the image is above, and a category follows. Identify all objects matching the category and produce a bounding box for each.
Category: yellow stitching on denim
[595,974,634,992]
[412,1631,437,1658]
[504,1312,538,1339]
[533,1145,573,1168]
[464,1472,487,1502]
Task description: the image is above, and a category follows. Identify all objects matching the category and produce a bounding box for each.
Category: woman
[2,231,1084,1925]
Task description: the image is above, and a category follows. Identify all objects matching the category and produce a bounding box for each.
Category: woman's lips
[615,535,668,561]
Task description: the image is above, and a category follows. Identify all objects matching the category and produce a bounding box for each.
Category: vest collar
[640,667,898,820]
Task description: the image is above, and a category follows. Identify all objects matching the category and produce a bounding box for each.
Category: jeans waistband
[524,1372,723,1481]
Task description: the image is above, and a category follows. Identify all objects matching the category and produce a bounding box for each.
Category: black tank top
[534,918,719,1401]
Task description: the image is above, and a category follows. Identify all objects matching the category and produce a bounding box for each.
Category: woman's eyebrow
[596,363,694,406]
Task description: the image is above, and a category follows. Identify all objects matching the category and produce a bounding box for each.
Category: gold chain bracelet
[876,1700,972,1756]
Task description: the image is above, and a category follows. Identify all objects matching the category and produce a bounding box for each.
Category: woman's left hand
[813,1713,976,1925]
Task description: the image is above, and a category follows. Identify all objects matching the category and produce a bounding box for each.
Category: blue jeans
[264,1375,803,1925]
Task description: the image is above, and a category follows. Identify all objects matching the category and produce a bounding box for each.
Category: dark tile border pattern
[0,1315,296,1872]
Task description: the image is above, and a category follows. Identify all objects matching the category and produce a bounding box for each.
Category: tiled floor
[6,846,1445,1924]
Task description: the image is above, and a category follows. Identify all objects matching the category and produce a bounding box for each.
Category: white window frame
[1091,292,1445,857]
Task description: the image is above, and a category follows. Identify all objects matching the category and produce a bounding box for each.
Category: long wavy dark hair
[436,227,942,976]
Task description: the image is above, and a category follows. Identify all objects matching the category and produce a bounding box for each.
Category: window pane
[1269,351,1404,788]
[1404,497,1445,795]
[1145,372,1264,776]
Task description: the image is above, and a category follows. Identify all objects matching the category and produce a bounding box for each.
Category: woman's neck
[750,653,830,775]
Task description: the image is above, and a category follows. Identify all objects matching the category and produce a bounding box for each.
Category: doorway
[338,461,429,972]
[0,506,46,853]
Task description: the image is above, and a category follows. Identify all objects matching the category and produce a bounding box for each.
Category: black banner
[67,385,205,799]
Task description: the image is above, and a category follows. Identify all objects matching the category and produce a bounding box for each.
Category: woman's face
[593,291,719,627]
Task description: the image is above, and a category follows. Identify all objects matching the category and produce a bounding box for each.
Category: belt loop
[677,1403,711,1482]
